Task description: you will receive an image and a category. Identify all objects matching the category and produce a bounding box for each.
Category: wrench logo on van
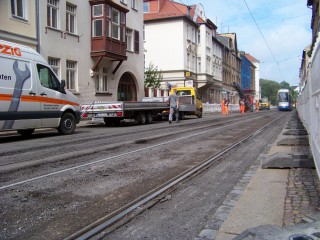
[2,60,31,129]
[0,44,21,57]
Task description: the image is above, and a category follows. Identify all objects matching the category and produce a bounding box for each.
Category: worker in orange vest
[221,98,226,115]
[239,98,245,114]
[255,100,259,112]
[225,98,230,115]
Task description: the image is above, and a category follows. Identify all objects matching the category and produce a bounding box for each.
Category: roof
[245,53,260,63]
[144,0,206,25]
[217,35,230,48]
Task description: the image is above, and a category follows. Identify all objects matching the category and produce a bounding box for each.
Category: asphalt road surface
[0,110,289,240]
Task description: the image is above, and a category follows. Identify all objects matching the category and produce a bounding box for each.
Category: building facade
[144,0,198,92]
[0,0,145,104]
[240,52,256,105]
[144,0,224,103]
[0,0,38,50]
[245,53,260,100]
[217,33,242,104]
[196,6,223,104]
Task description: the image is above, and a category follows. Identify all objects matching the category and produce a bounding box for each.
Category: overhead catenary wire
[243,0,286,82]
[175,0,286,82]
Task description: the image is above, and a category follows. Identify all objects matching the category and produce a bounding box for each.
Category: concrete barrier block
[262,152,315,169]
[277,136,310,146]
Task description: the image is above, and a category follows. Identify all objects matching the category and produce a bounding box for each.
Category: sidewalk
[199,112,320,240]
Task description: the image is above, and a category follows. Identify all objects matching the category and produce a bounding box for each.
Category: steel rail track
[65,113,290,240]
[0,111,273,157]
[0,112,283,191]
[0,112,276,171]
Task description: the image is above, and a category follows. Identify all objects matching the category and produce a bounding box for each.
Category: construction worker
[225,98,230,115]
[221,98,226,115]
[239,98,245,114]
[255,100,259,112]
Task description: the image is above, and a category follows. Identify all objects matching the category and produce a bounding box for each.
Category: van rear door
[0,56,41,130]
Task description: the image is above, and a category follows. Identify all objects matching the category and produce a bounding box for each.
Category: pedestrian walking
[168,89,179,123]
[239,98,245,114]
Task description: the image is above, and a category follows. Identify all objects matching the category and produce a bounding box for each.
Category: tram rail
[0,111,290,240]
[64,113,289,240]
[0,112,275,173]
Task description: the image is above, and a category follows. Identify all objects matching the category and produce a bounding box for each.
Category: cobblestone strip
[283,168,320,226]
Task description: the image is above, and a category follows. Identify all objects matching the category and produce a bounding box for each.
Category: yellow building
[0,0,38,50]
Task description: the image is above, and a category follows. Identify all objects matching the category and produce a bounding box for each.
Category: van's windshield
[176,90,191,96]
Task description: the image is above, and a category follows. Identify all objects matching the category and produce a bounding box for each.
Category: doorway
[117,72,137,101]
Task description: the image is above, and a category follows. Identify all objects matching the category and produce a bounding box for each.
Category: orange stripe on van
[0,94,12,101]
[0,94,80,107]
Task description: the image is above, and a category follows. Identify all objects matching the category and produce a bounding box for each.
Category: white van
[0,40,81,136]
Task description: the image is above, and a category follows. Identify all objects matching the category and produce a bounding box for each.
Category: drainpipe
[36,0,40,53]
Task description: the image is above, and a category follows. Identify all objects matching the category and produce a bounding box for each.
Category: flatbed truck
[81,100,168,126]
[81,87,203,126]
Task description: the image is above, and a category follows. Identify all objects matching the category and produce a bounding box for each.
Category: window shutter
[134,30,139,53]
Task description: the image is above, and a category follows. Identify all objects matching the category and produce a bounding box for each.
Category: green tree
[279,81,290,89]
[144,63,163,88]
[260,79,280,105]
[260,79,297,105]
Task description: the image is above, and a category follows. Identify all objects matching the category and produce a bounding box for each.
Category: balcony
[90,0,129,72]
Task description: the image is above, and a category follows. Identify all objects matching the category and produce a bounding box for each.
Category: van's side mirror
[60,80,66,94]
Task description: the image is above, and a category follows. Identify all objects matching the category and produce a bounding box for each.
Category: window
[95,67,100,91]
[120,12,126,24]
[192,55,195,72]
[206,56,211,74]
[66,60,76,90]
[131,0,137,10]
[186,25,190,40]
[177,90,191,96]
[102,67,108,92]
[120,0,127,4]
[93,4,103,17]
[126,28,133,51]
[66,3,76,34]
[143,2,149,12]
[93,19,103,37]
[197,30,200,44]
[112,9,120,40]
[11,0,27,20]
[48,57,60,77]
[198,57,201,72]
[92,4,103,37]
[121,12,126,42]
[134,30,139,53]
[192,28,196,43]
[95,67,108,92]
[47,0,59,29]
[105,5,126,41]
[206,31,211,47]
[37,64,61,91]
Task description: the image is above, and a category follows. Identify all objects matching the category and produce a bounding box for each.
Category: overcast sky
[178,0,312,86]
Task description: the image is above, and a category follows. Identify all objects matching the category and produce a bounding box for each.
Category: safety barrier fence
[203,103,240,113]
[297,35,320,179]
